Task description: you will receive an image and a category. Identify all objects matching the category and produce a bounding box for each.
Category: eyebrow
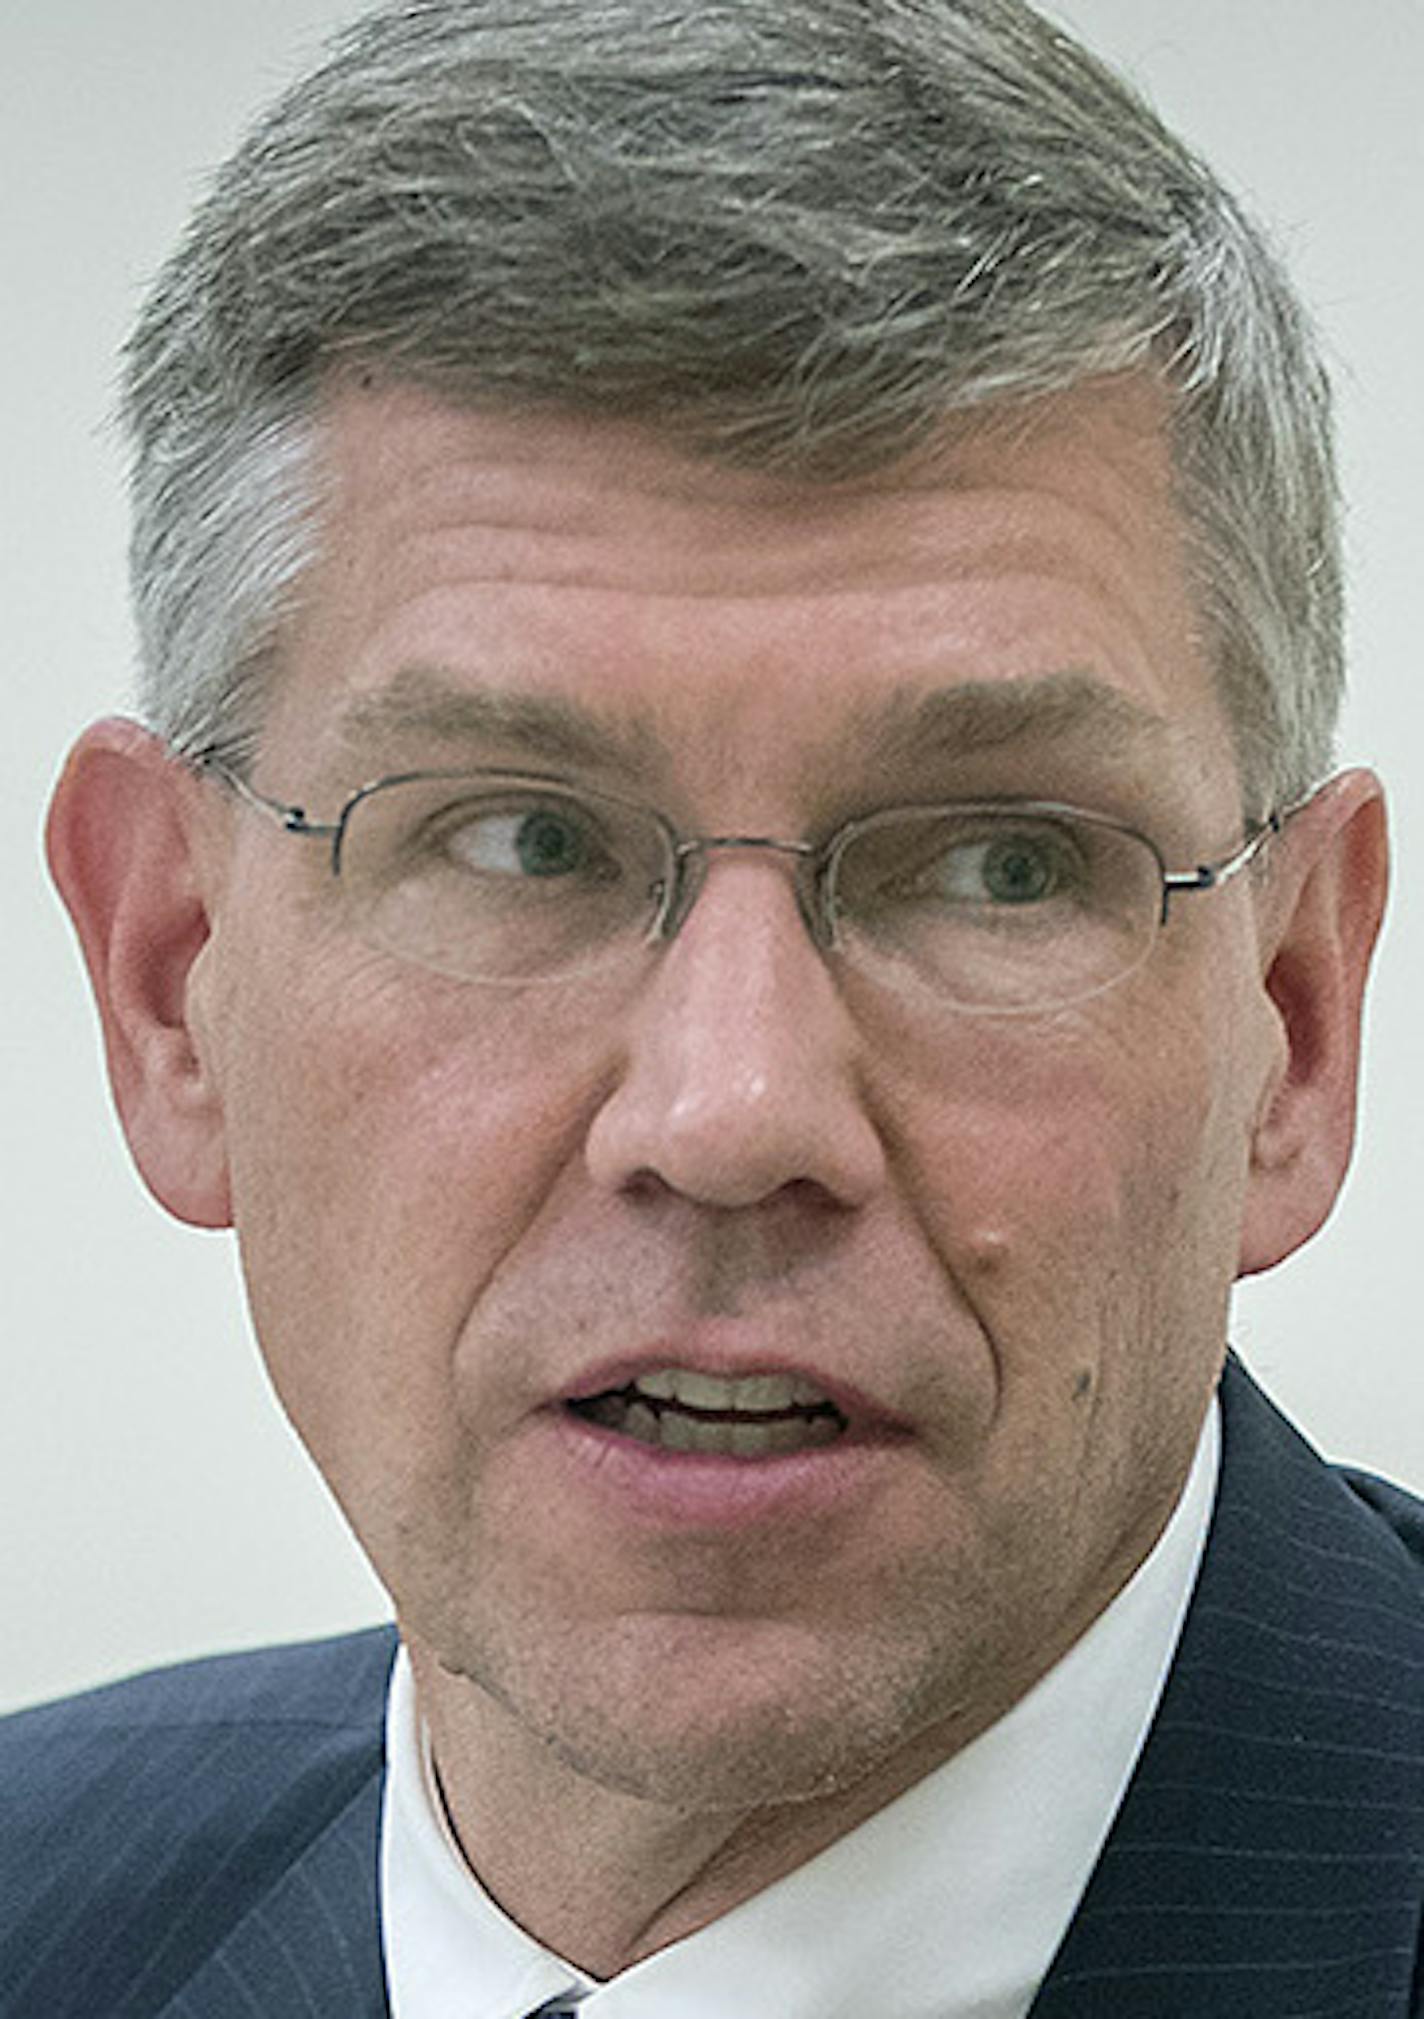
[332,663,1173,781]
[855,671,1174,772]
[333,668,659,774]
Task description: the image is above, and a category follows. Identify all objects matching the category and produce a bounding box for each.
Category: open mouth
[567,1367,848,1458]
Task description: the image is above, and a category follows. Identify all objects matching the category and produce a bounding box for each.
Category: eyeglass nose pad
[652,838,834,951]
[804,853,841,951]
[651,843,704,942]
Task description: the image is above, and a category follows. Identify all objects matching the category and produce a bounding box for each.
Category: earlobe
[45,719,233,1229]
[1237,770,1388,1277]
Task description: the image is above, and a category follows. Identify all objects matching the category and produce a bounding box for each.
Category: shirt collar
[382,1398,1219,2019]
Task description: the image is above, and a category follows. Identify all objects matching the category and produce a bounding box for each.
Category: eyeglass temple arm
[1159,809,1285,921]
[195,753,339,839]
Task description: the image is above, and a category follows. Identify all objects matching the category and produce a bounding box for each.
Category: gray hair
[123,0,1342,810]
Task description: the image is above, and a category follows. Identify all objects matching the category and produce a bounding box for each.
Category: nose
[584,855,886,1210]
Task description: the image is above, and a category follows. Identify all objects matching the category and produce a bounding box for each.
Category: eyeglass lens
[328,774,1168,1012]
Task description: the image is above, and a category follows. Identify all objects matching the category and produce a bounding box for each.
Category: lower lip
[546,1406,901,1531]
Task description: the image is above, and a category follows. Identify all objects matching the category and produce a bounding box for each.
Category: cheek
[213,950,607,1482]
[879,990,1249,1374]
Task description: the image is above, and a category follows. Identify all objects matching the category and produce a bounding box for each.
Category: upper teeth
[631,1368,831,1412]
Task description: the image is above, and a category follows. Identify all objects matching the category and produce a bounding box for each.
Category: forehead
[268,374,1236,821]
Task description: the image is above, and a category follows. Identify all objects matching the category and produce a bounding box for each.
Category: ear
[45,719,232,1229]
[1237,768,1388,1277]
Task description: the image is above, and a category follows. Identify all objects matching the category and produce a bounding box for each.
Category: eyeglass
[199,758,1284,1014]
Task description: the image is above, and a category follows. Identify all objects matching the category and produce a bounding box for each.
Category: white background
[3,0,1421,1714]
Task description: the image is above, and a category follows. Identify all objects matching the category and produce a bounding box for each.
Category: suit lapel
[154,1768,389,2019]
[1029,1356,1423,2016]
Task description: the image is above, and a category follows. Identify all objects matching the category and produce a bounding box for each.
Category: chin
[443,1607,978,1812]
[552,1705,888,1809]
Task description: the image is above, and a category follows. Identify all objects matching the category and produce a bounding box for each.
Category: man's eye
[953,832,1069,905]
[436,803,614,883]
[900,823,1083,908]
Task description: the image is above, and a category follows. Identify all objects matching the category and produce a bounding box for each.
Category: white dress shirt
[382,1400,1219,2019]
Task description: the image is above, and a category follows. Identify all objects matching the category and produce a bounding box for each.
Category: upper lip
[559,1349,912,1435]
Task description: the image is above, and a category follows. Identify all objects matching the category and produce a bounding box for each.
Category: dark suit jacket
[2,1358,1421,2017]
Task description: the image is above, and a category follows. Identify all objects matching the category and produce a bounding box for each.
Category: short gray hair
[123,0,1342,809]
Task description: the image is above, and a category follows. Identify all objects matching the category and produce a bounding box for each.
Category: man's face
[189,374,1285,1805]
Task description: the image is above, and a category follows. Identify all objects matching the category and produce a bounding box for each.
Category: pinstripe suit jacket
[2,1358,1420,2018]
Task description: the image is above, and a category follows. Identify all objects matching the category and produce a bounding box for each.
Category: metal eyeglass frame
[198,752,1287,974]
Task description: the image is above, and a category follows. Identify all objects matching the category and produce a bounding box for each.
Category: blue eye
[443,803,607,881]
[975,834,1062,904]
[511,809,592,878]
[879,823,1080,910]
